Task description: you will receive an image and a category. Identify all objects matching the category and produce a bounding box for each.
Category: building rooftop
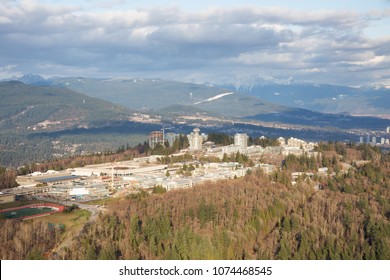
[37,175,81,184]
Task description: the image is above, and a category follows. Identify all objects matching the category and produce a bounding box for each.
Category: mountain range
[8,74,390,117]
[224,78,390,117]
[1,74,389,166]
[46,75,389,129]
[2,74,390,129]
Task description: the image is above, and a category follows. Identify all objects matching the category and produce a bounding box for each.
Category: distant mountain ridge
[224,79,390,117]
[3,74,389,130]
[0,81,132,132]
[5,74,390,117]
[2,73,49,86]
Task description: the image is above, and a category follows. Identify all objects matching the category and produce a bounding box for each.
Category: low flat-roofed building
[221,145,240,154]
[16,171,74,186]
[291,172,314,180]
[3,185,52,196]
[257,164,275,174]
[0,193,15,204]
[282,146,303,156]
[71,169,99,177]
[318,167,329,174]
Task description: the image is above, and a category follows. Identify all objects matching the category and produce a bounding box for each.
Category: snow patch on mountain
[194,92,234,105]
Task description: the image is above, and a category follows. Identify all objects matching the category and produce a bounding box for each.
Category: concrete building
[277,137,286,146]
[282,146,303,156]
[381,138,385,145]
[0,193,15,204]
[6,185,52,196]
[387,126,390,133]
[288,137,306,148]
[165,133,177,147]
[257,164,275,174]
[187,128,203,151]
[149,131,164,149]
[222,145,240,154]
[48,183,110,200]
[372,137,377,144]
[359,137,364,143]
[16,171,80,187]
[234,133,248,149]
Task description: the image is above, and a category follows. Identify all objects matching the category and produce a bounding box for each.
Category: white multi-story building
[165,133,177,147]
[234,133,248,149]
[277,137,286,146]
[287,137,307,148]
[187,128,203,151]
[222,145,240,154]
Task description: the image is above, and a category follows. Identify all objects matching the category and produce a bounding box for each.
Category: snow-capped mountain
[222,79,390,116]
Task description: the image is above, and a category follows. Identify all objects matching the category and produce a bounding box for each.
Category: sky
[1,0,390,86]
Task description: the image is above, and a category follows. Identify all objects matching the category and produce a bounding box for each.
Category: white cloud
[0,1,389,85]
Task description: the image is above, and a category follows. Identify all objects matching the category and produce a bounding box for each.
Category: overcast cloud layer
[1,0,390,86]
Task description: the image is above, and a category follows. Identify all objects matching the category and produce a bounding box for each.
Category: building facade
[234,133,248,149]
[0,193,15,204]
[165,133,177,147]
[148,131,164,149]
[187,128,203,151]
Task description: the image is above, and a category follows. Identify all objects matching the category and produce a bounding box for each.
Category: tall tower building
[149,131,164,149]
[165,133,177,148]
[234,133,248,149]
[187,128,203,150]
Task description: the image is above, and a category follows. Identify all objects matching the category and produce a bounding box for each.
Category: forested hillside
[0,81,131,131]
[58,145,390,260]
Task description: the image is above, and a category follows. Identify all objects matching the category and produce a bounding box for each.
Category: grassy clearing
[36,209,91,258]
[83,197,118,206]
[36,209,90,230]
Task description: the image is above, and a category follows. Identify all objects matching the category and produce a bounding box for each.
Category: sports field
[0,204,64,219]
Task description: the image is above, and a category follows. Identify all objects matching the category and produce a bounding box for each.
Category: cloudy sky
[1,0,390,86]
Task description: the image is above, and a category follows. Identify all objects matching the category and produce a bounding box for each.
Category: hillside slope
[50,77,390,129]
[0,81,132,132]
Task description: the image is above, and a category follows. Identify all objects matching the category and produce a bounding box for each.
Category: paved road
[76,203,101,220]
